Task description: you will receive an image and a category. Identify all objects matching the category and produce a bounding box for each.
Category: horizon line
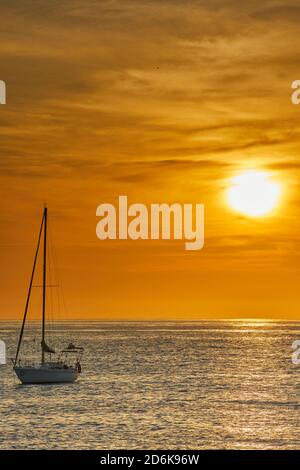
[0,318,299,323]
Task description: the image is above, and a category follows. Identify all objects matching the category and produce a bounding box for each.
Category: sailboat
[13,207,83,384]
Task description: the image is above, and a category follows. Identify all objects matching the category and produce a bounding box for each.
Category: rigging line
[41,207,47,364]
[49,241,55,341]
[14,210,45,366]
[50,219,69,321]
[48,220,55,339]
[48,218,60,350]
[47,240,52,322]
[32,285,59,287]
[47,218,54,342]
[49,219,64,322]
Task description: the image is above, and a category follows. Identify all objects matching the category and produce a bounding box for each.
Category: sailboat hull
[14,366,79,384]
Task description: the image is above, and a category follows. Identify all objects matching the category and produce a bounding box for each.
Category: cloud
[268,161,300,171]
[252,4,300,22]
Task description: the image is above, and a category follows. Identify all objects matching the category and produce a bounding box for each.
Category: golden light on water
[227,171,281,217]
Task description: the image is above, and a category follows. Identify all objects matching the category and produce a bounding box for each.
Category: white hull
[14,365,79,384]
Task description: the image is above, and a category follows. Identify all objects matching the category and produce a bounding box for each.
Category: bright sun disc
[227,171,281,217]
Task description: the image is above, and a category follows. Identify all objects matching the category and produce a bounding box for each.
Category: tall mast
[14,210,44,366]
[41,206,47,364]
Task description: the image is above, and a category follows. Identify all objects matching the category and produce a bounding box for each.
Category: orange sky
[0,1,300,320]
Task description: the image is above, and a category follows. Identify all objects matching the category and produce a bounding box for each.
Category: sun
[227,171,281,217]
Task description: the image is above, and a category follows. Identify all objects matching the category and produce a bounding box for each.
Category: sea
[0,320,300,450]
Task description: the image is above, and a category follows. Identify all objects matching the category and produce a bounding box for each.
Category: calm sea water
[0,321,300,450]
